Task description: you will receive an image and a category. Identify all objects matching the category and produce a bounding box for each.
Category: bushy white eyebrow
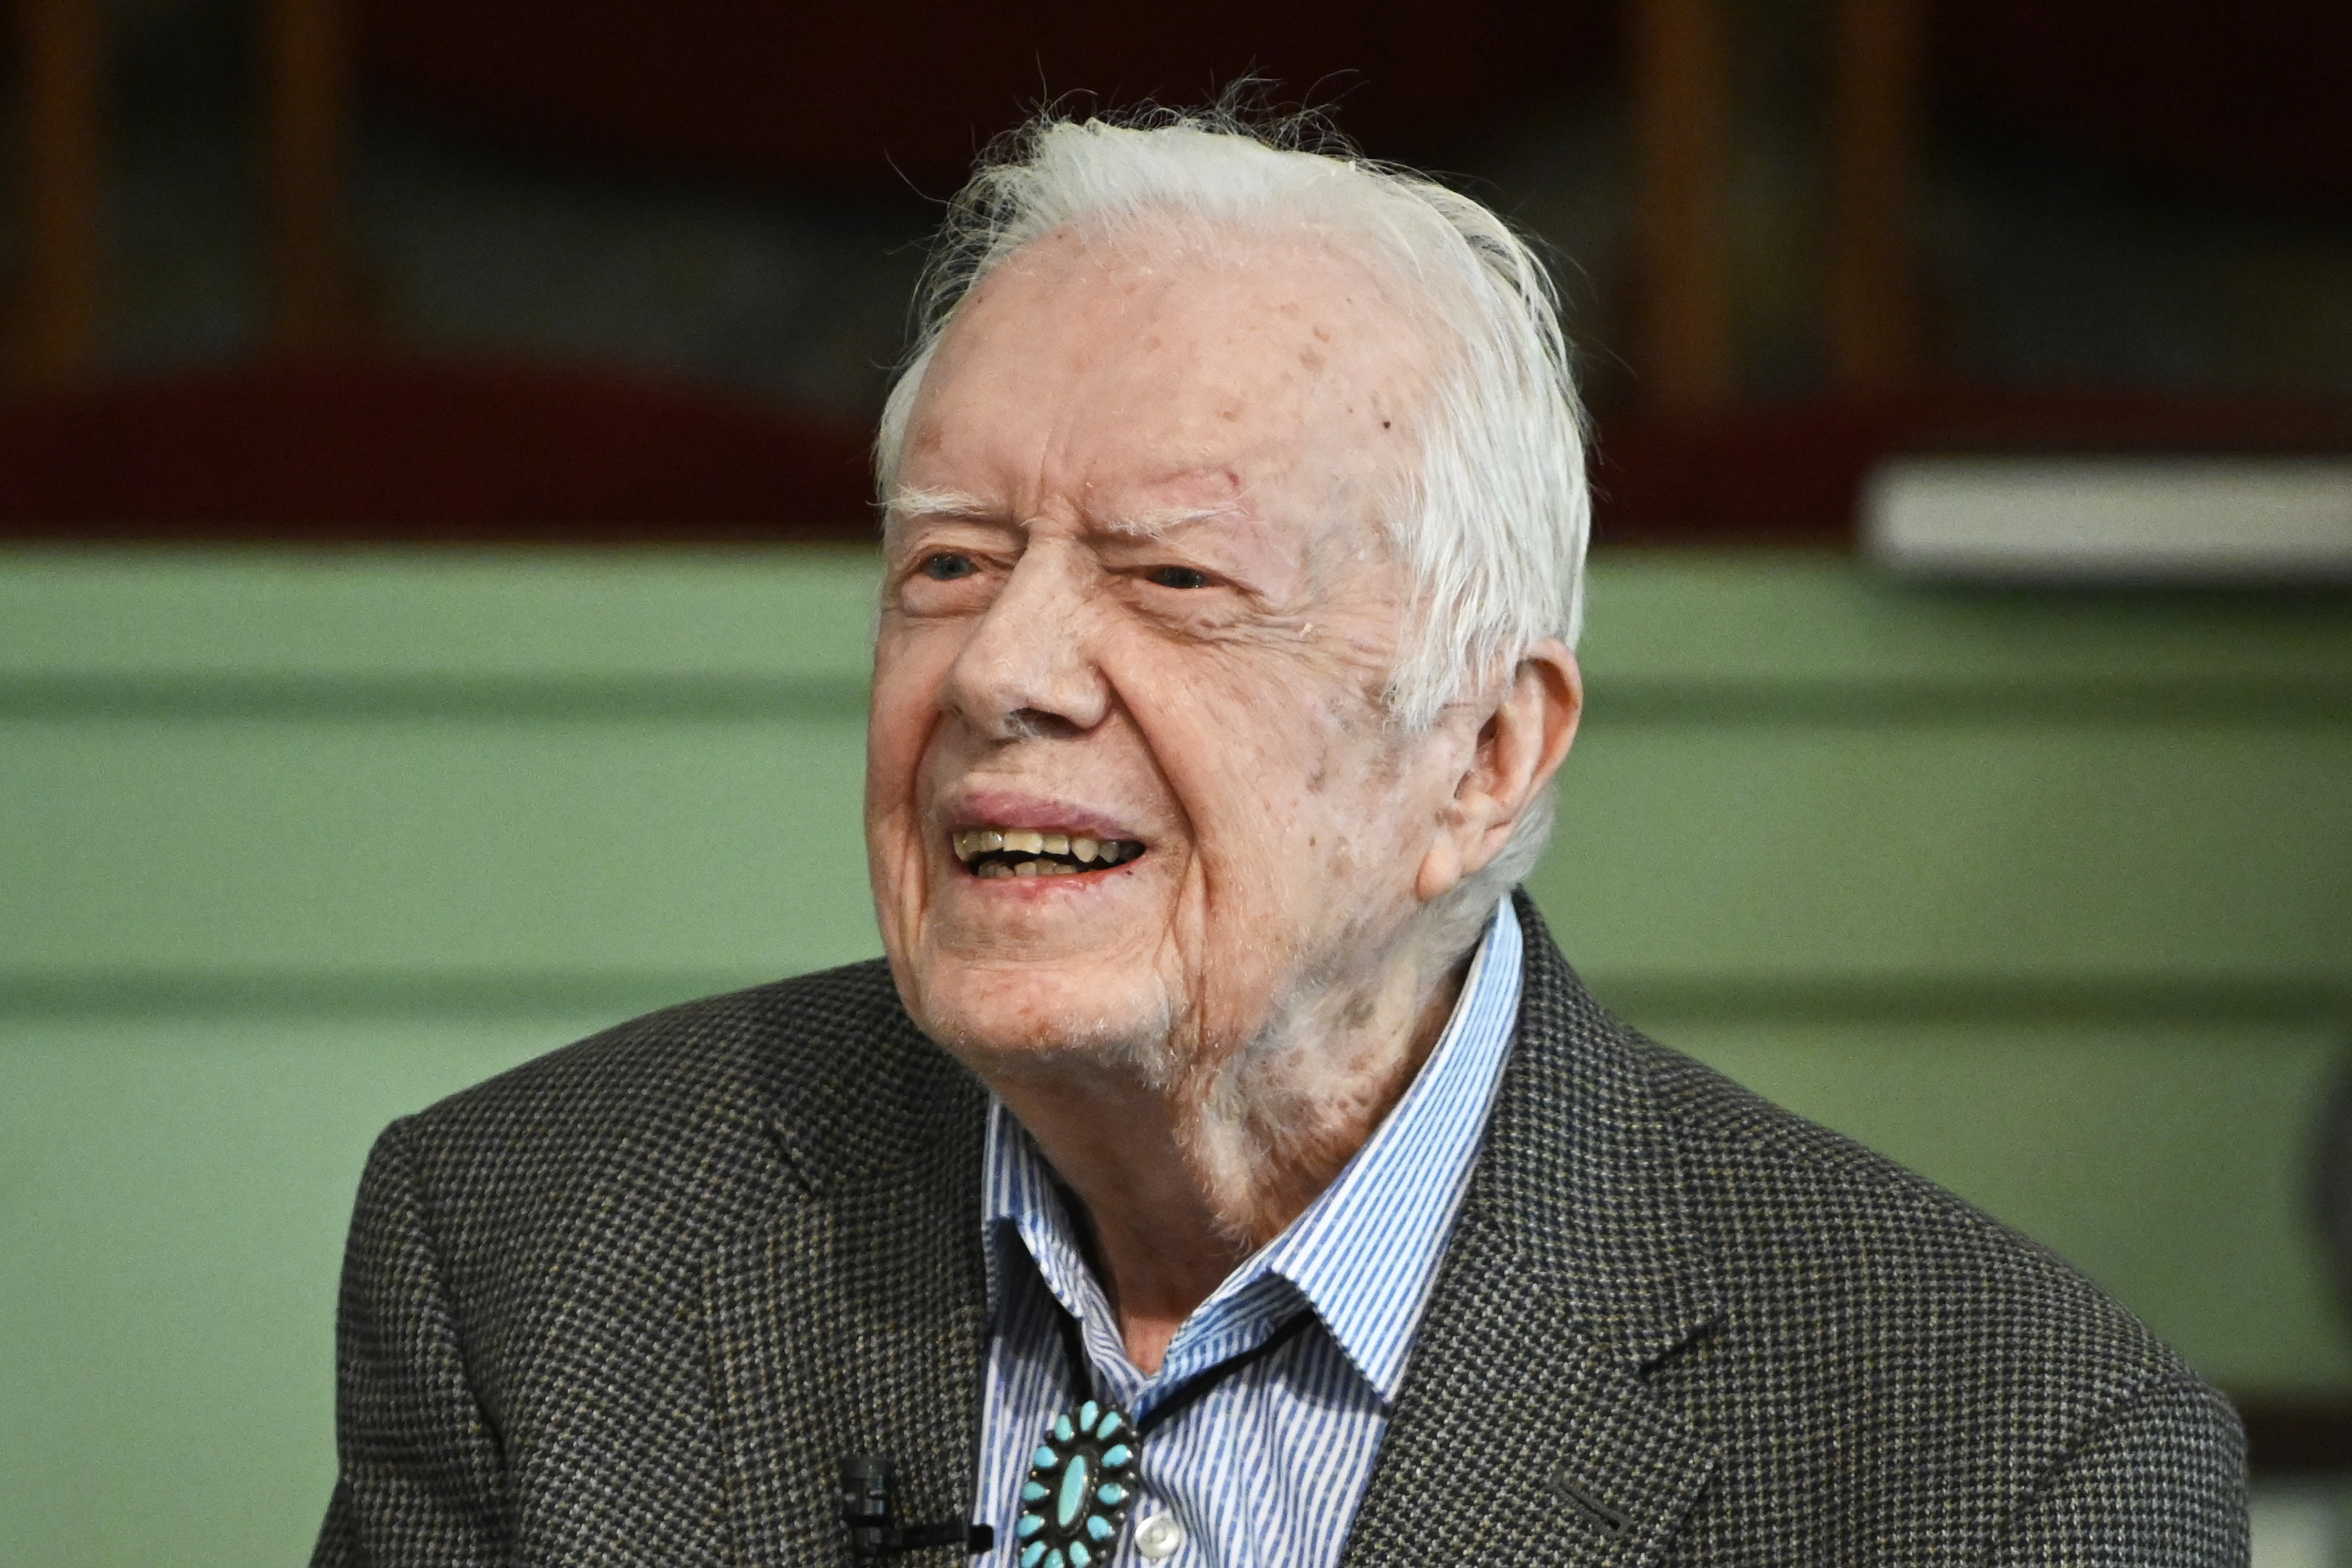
[1102,503,1248,538]
[883,487,1246,540]
[884,486,997,527]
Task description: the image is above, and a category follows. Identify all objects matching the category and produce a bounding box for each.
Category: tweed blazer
[314,895,2247,1567]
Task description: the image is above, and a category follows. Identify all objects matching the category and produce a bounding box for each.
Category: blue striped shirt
[974,900,1525,1568]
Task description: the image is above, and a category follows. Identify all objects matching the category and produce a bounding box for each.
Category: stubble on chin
[913,942,1435,1253]
[914,966,1184,1092]
[916,972,1319,1246]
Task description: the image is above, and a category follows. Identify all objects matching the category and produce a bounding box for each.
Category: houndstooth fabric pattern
[314,893,2246,1566]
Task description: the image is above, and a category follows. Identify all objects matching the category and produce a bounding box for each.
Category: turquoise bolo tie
[1012,1309,1311,1568]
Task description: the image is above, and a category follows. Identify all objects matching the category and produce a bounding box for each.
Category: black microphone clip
[840,1455,994,1559]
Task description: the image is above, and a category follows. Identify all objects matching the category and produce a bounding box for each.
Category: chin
[905,960,1180,1085]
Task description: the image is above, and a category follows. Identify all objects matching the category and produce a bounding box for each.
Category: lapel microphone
[840,1456,995,1559]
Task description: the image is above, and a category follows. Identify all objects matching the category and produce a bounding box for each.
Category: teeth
[952,829,1007,862]
[954,824,1145,873]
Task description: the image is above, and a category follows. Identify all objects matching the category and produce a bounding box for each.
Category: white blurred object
[1864,457,2352,581]
[2251,1482,2343,1568]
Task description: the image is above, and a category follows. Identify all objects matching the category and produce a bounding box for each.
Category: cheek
[866,632,953,819]
[1253,710,1447,883]
[1153,680,1374,856]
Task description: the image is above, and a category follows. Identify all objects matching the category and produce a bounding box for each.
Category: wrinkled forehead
[897,218,1439,535]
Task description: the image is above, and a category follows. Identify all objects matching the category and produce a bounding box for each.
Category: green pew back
[3,548,2348,1566]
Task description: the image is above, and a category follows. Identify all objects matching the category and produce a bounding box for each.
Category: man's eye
[919,553,978,581]
[1147,565,1212,590]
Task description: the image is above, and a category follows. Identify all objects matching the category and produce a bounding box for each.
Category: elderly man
[315,113,2246,1567]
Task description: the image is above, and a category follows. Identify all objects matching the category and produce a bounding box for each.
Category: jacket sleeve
[1989,1373,2249,1567]
[311,1118,510,1567]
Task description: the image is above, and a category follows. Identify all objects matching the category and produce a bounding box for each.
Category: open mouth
[952,827,1146,879]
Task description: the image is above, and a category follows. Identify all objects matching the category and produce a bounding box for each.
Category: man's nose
[940,549,1110,739]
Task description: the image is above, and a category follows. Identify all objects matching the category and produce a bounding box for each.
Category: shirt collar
[982,897,1525,1404]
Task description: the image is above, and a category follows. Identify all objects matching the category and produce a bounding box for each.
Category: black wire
[1055,1306,1315,1439]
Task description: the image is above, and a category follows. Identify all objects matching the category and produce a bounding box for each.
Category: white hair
[878,106,1589,906]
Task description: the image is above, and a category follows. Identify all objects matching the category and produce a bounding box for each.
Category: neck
[986,933,1473,1373]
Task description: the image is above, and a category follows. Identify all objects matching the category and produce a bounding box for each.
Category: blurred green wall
[3,548,2348,1567]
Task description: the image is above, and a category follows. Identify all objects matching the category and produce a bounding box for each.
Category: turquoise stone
[1044,1551,1065,1568]
[1053,1413,1073,1443]
[1017,1516,1043,1540]
[1101,1444,1132,1469]
[1020,1545,1045,1568]
[1032,1444,1059,1470]
[1069,1544,1093,1568]
[1022,1481,1048,1502]
[1096,1410,1123,1437]
[1056,1455,1091,1528]
[1086,1515,1115,1541]
[1095,1483,1127,1507]
[1080,1400,1100,1432]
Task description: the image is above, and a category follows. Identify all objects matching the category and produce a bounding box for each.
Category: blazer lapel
[704,983,994,1567]
[1341,896,1723,1567]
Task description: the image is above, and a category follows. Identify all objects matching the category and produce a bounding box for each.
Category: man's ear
[1415,639,1582,903]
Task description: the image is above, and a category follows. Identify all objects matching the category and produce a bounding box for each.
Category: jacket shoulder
[380,959,970,1269]
[399,959,908,1167]
[1624,1025,2244,1556]
[1628,1022,2200,1395]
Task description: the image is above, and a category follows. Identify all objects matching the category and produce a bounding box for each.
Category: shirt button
[1133,1512,1186,1559]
